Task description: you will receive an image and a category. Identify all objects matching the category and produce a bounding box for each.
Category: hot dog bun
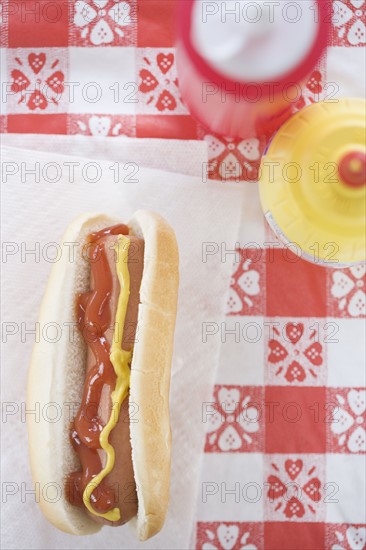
[27,211,179,540]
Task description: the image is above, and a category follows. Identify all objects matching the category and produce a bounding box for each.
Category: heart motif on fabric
[333,0,353,27]
[218,388,240,412]
[139,69,159,93]
[346,526,366,549]
[348,389,366,416]
[206,408,224,434]
[331,407,354,435]
[284,496,305,518]
[27,90,47,110]
[237,270,260,296]
[306,70,323,94]
[303,342,323,366]
[266,475,286,500]
[285,322,304,344]
[217,524,239,550]
[89,115,111,136]
[157,53,174,74]
[220,152,242,180]
[347,289,366,317]
[331,271,354,299]
[268,340,288,363]
[46,71,65,94]
[347,426,366,453]
[28,53,46,74]
[204,135,226,158]
[285,361,306,382]
[285,459,303,480]
[74,0,97,27]
[11,70,30,93]
[226,287,242,314]
[237,138,260,161]
[218,425,242,451]
[156,90,176,111]
[90,18,114,45]
[350,264,366,279]
[303,477,321,502]
[347,19,366,46]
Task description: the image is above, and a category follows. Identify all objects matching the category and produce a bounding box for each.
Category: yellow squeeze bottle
[259,98,366,266]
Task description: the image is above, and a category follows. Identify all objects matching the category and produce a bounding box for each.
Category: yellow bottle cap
[259,98,366,266]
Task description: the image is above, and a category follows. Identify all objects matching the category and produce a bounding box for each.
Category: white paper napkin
[1,144,244,550]
[0,134,208,178]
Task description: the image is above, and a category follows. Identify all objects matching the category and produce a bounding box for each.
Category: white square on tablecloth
[327,318,366,387]
[217,316,265,386]
[327,46,366,99]
[197,453,264,522]
[326,454,366,523]
[68,47,136,115]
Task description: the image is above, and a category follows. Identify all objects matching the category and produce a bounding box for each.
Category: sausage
[90,235,144,526]
[70,232,144,526]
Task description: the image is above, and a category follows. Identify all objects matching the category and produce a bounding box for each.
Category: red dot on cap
[338,151,366,188]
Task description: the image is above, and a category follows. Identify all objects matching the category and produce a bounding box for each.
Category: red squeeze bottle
[176,0,330,139]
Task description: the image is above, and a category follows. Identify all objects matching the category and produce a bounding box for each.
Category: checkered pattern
[1,1,365,548]
[197,208,366,550]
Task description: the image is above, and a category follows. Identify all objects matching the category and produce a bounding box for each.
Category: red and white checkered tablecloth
[1,1,365,549]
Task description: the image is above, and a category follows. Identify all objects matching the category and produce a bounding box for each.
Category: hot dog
[27,211,179,540]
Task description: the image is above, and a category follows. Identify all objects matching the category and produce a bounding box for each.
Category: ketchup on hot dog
[66,224,134,515]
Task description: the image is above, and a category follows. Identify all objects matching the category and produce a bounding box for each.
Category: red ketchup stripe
[66,224,129,514]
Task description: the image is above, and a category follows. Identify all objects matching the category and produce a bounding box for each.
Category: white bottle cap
[191,0,318,81]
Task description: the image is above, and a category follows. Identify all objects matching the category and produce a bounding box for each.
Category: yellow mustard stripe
[83,235,132,521]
